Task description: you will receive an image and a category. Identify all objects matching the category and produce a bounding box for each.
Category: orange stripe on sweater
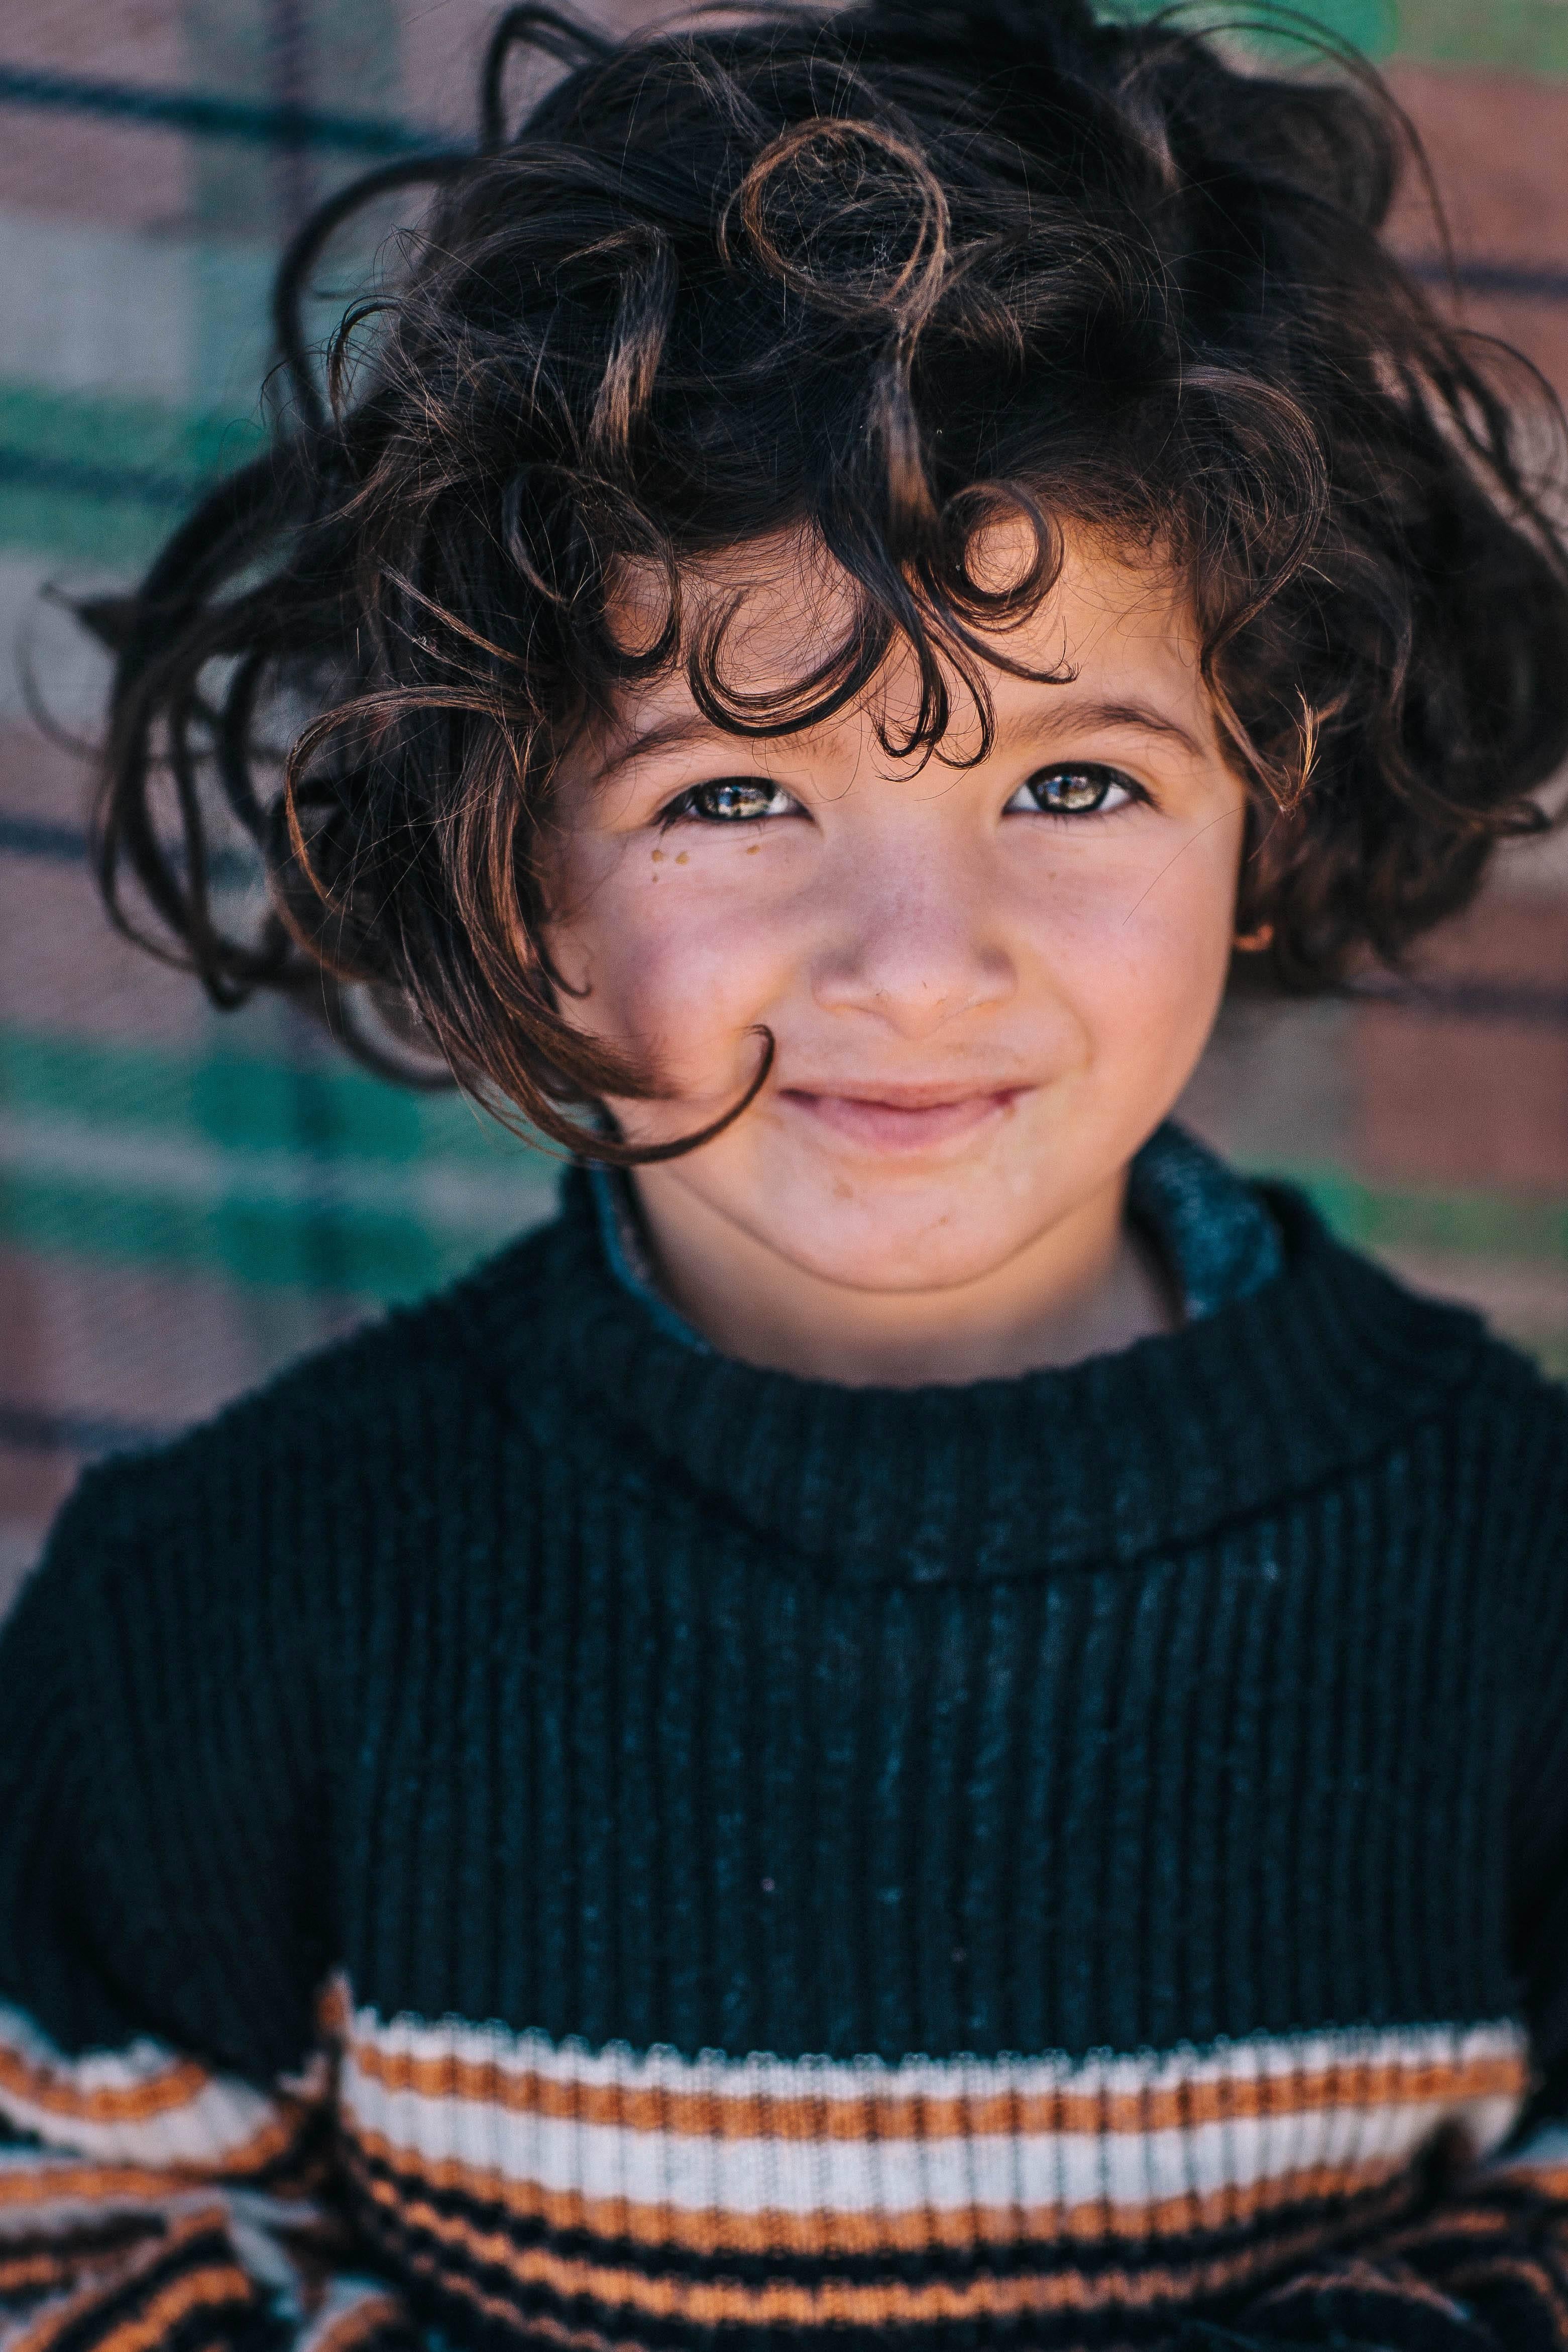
[0,2045,214,2130]
[2,2211,244,2352]
[355,2163,1410,2327]
[1492,2157,1568,2197]
[0,2108,310,2185]
[0,2162,234,2212]
[83,2262,256,2352]
[342,2035,1524,2145]
[0,2248,100,2296]
[298,2293,408,2352]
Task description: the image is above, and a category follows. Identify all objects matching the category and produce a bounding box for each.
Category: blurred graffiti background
[1,0,1566,1610]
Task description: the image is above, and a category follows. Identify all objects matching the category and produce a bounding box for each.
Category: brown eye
[1005,764,1136,817]
[679,779,798,823]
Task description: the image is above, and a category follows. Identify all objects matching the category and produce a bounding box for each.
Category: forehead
[602,519,1201,754]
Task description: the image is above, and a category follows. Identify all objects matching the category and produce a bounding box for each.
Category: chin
[768,1199,1037,1297]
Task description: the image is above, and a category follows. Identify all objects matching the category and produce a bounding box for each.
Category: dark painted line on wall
[0,815,258,888]
[0,816,86,865]
[1409,255,1568,301]
[0,64,439,157]
[1453,260,1568,300]
[0,444,193,514]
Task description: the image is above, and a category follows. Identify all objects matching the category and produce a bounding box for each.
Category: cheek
[548,846,792,1073]
[1013,817,1240,1062]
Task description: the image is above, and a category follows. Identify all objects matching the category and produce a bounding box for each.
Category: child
[4,3,1568,2349]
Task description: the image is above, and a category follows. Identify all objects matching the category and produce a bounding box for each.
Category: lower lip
[780,1089,1021,1151]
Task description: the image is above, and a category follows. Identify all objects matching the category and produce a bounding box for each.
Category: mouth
[778,1083,1026,1153]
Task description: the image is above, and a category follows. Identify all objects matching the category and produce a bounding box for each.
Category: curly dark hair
[90,0,1568,1157]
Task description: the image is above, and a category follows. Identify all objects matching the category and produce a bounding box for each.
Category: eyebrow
[591,691,1207,786]
[992,696,1207,762]
[591,715,726,786]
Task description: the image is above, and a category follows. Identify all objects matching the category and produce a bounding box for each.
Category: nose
[810,830,1017,1040]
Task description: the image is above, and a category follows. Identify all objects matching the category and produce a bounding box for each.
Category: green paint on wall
[0,1167,463,1302]
[1109,0,1568,72]
[0,1025,557,1304]
[0,485,166,569]
[0,1024,534,1172]
[189,1051,430,1165]
[1392,0,1568,74]
[1259,1163,1568,1264]
[1105,0,1395,59]
[1251,0,1397,62]
[0,379,267,561]
[0,383,265,493]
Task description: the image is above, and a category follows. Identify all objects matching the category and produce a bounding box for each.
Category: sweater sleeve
[0,1452,329,2087]
[1506,1396,1568,2137]
[1170,1373,1568,2352]
[0,1457,419,2352]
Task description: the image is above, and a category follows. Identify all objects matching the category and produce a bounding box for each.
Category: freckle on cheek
[675,852,689,865]
[651,850,665,863]
[746,845,760,856]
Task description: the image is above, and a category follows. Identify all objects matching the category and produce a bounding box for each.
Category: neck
[626,1167,1180,1387]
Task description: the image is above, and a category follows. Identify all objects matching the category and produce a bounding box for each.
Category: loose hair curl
[91,0,1568,1156]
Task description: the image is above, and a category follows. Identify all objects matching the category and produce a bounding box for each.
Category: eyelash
[1004,763,1145,819]
[658,779,799,828]
[659,762,1148,829]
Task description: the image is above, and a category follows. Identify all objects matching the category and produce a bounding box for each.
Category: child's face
[545,524,1248,1307]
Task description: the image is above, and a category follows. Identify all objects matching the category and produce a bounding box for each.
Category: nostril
[814,949,1016,1029]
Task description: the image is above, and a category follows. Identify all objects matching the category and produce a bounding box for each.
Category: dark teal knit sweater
[2,1131,1568,2352]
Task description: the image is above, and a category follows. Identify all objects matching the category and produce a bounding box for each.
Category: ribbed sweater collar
[463,1150,1487,1585]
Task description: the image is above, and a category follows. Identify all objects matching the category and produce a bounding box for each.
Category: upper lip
[779,1081,1023,1109]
